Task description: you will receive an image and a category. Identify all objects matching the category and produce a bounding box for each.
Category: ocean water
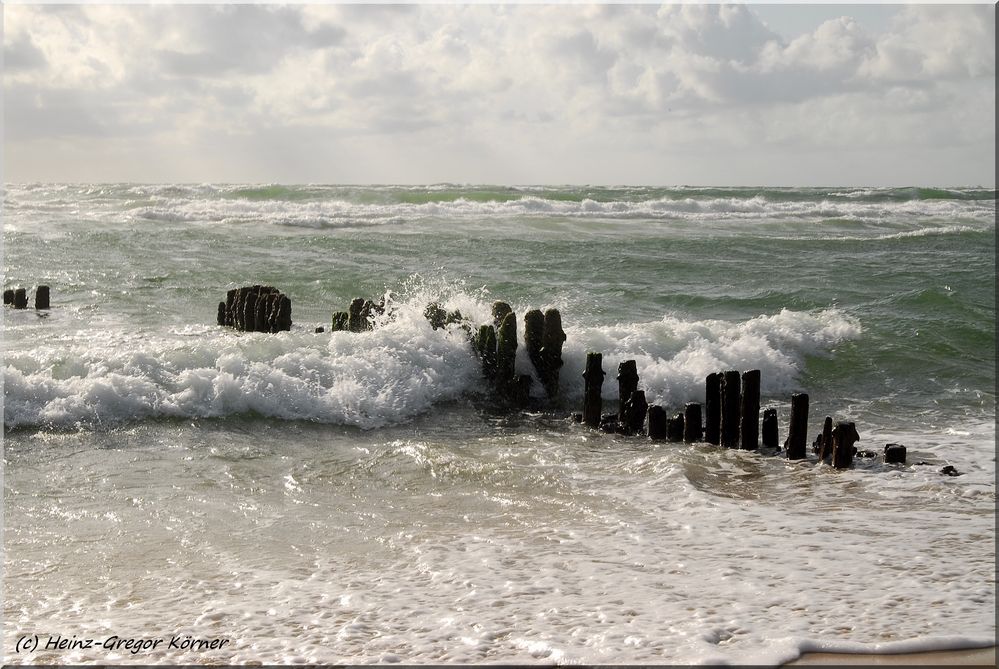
[3,184,995,664]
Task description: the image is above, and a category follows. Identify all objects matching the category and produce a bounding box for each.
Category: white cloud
[3,3,994,185]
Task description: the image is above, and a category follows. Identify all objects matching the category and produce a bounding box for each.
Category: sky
[3,3,995,186]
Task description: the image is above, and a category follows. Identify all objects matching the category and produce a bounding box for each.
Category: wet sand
[786,645,996,665]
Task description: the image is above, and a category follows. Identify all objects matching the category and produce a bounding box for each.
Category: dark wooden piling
[539,309,566,398]
[705,373,721,445]
[884,443,907,464]
[818,416,834,463]
[348,298,368,332]
[496,312,518,390]
[3,289,13,305]
[243,288,259,331]
[524,308,544,363]
[617,360,639,422]
[254,291,271,331]
[667,413,685,442]
[623,390,648,434]
[582,352,604,428]
[276,295,292,332]
[761,408,778,449]
[224,289,236,326]
[786,393,809,460]
[217,302,226,326]
[13,288,27,309]
[34,285,50,310]
[720,370,741,448]
[831,422,860,469]
[647,405,668,440]
[475,325,498,380]
[492,301,512,330]
[331,311,349,331]
[683,402,702,442]
[739,369,760,450]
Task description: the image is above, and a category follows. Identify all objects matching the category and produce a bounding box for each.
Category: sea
[2,184,995,665]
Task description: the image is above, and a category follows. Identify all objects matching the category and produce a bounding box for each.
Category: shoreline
[786,645,996,666]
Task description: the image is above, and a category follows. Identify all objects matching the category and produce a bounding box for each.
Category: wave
[3,284,862,429]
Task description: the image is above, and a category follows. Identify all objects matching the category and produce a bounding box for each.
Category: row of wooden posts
[576,352,902,469]
[3,285,49,310]
[213,288,906,470]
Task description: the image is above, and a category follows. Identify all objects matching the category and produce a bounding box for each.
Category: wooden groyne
[217,285,291,332]
[4,285,50,310]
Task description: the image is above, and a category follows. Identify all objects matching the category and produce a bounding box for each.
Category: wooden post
[539,308,566,398]
[524,309,544,369]
[224,289,236,326]
[348,298,367,332]
[761,408,778,449]
[331,311,349,331]
[683,402,702,442]
[647,405,668,440]
[786,393,809,460]
[496,312,518,391]
[13,288,27,309]
[476,325,497,380]
[243,288,258,332]
[705,373,721,445]
[720,370,741,448]
[740,369,760,450]
[254,291,271,331]
[492,301,512,330]
[667,413,685,442]
[617,360,639,422]
[3,289,13,305]
[277,295,292,331]
[34,285,50,310]
[818,416,833,463]
[217,302,226,326]
[884,443,906,464]
[582,352,604,428]
[623,390,648,434]
[832,422,860,469]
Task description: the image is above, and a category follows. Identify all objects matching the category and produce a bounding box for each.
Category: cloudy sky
[4,3,995,185]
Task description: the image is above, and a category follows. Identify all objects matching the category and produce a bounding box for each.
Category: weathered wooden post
[539,308,566,398]
[244,287,260,331]
[884,443,906,464]
[524,308,544,363]
[647,405,668,440]
[476,325,497,380]
[720,370,741,448]
[217,302,226,326]
[739,369,760,450]
[705,372,721,445]
[348,298,367,332]
[818,416,833,463]
[254,291,270,331]
[496,312,518,391]
[761,408,778,449]
[667,413,685,442]
[224,289,236,326]
[492,301,512,329]
[683,402,702,442]
[623,390,648,434]
[617,360,639,422]
[582,352,604,428]
[831,422,860,469]
[331,311,349,331]
[34,285,50,310]
[3,289,13,305]
[13,288,27,309]
[786,393,809,460]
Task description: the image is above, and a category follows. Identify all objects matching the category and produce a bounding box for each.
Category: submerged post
[3,289,13,305]
[818,416,834,463]
[683,402,702,442]
[705,373,721,445]
[539,309,566,398]
[667,413,685,442]
[647,405,668,440]
[832,422,860,469]
[496,312,518,392]
[34,285,50,310]
[582,352,604,428]
[720,370,741,448]
[623,390,648,435]
[13,288,27,309]
[761,408,778,449]
[740,369,760,450]
[786,393,809,460]
[617,360,639,423]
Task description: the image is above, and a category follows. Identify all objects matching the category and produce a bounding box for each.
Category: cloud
[3,3,994,185]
